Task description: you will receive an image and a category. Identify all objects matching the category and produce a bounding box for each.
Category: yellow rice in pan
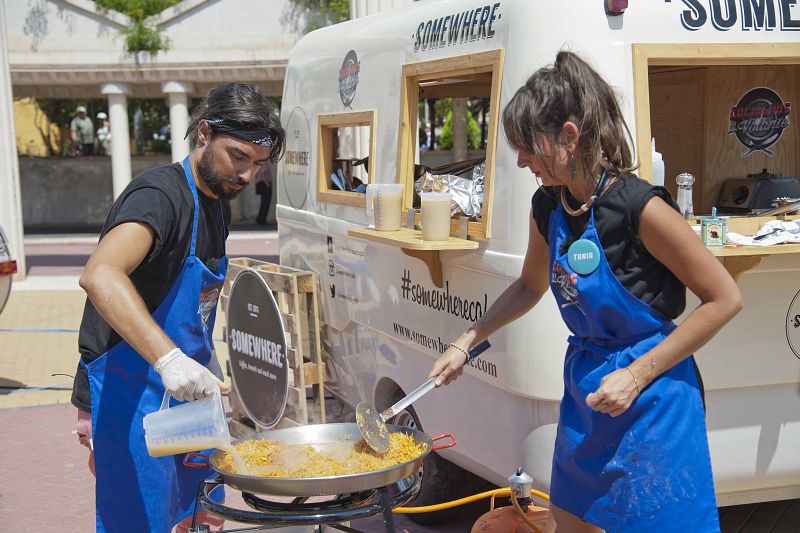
[217,433,427,478]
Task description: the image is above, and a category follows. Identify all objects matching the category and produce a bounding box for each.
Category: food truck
[276,0,800,514]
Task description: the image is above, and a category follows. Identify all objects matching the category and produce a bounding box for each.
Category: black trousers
[256,185,272,224]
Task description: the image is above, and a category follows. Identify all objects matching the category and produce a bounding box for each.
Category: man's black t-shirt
[531,173,686,320]
[71,162,230,412]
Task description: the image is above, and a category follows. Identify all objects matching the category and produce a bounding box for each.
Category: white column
[101,82,132,199]
[0,7,26,280]
[162,81,193,163]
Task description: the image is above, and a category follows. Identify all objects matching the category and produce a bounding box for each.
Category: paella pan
[192,423,456,496]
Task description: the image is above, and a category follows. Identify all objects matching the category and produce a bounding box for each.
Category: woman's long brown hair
[502,50,636,186]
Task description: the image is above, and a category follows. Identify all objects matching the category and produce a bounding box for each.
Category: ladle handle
[381,378,437,421]
[380,339,491,420]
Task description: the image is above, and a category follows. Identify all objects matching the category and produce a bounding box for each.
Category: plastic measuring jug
[366,184,404,231]
[143,388,230,457]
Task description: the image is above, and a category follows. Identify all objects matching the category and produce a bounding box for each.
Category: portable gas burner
[181,421,455,531]
[188,472,422,532]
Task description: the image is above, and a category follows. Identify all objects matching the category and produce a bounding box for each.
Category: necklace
[560,171,610,216]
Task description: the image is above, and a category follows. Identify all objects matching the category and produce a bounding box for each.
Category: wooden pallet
[220,257,325,435]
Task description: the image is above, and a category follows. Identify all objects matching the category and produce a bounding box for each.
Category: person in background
[428,51,742,532]
[70,105,95,156]
[95,111,111,155]
[71,82,285,533]
[255,162,273,225]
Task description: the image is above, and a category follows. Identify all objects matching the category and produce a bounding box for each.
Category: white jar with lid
[651,138,665,187]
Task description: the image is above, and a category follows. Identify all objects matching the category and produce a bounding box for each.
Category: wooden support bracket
[402,248,443,287]
[722,255,763,281]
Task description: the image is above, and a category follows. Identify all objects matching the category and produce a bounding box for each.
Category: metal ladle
[356,339,491,453]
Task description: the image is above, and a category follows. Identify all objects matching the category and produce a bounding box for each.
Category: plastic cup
[421,192,452,241]
[366,184,404,231]
[143,388,230,457]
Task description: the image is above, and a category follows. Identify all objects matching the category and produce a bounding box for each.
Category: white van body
[277,0,800,505]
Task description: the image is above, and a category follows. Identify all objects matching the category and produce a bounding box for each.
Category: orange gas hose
[511,489,545,533]
[393,487,549,513]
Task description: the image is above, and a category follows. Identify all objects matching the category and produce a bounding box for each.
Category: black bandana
[200,116,275,146]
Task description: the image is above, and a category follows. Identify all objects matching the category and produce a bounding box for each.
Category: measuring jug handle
[160,391,172,411]
[159,387,220,411]
[365,184,375,217]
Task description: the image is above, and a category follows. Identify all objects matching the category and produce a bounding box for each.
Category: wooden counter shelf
[707,244,800,281]
[348,226,478,288]
[687,215,800,280]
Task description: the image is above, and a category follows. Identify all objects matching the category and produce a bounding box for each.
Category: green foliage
[129,99,171,154]
[291,0,349,22]
[288,0,349,32]
[93,0,181,55]
[434,98,452,127]
[120,21,170,56]
[438,109,482,151]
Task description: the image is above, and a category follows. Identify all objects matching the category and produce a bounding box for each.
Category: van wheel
[389,394,495,525]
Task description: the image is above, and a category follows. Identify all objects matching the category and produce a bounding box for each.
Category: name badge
[567,239,600,275]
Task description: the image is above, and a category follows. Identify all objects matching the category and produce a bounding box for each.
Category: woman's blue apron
[84,157,228,532]
[547,202,720,532]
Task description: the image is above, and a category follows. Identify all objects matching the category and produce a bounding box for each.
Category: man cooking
[70,82,285,532]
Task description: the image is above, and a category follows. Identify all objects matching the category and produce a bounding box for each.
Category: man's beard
[196,147,248,200]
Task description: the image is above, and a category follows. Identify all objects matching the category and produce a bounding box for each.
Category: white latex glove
[154,348,228,401]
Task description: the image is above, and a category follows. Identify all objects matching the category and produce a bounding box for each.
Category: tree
[287,0,349,32]
[93,0,182,55]
[438,110,482,151]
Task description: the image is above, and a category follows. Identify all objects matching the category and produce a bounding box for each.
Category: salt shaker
[676,172,695,220]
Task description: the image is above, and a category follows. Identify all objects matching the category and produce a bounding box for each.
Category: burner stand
[191,473,422,533]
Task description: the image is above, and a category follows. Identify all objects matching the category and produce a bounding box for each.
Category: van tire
[388,393,495,525]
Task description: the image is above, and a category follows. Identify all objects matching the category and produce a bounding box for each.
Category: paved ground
[1,229,797,532]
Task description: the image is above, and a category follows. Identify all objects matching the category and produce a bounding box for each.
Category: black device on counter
[717,169,800,214]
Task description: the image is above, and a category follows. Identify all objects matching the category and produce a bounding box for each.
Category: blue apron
[85,157,228,532]
[547,203,719,532]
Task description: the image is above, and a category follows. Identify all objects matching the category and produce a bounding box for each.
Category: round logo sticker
[787,290,800,360]
[728,87,791,157]
[338,50,360,108]
[567,239,600,275]
[281,107,310,210]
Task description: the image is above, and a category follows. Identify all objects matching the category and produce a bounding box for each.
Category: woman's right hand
[428,343,470,387]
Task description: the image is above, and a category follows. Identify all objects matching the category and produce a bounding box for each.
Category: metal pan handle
[431,433,457,452]
[183,452,210,468]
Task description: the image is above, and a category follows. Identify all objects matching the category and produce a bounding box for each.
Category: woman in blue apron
[85,157,228,532]
[429,52,742,532]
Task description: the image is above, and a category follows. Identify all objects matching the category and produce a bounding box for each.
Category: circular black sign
[338,50,360,108]
[227,268,289,427]
[787,290,800,360]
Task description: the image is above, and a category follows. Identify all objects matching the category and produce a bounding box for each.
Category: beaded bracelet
[449,343,470,359]
[625,367,640,394]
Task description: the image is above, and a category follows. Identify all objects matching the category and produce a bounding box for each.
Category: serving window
[632,43,800,216]
[317,110,377,207]
[398,49,504,239]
